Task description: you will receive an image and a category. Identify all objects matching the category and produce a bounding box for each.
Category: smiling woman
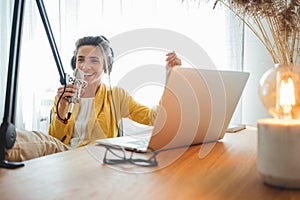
[1,0,244,140]
[4,34,181,161]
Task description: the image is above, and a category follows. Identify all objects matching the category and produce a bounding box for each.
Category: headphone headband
[70,35,114,74]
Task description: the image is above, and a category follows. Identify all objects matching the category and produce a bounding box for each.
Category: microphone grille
[73,68,84,80]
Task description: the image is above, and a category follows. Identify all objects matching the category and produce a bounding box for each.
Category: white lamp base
[261,175,300,189]
[257,118,300,189]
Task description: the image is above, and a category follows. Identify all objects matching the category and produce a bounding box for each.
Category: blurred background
[0,0,272,134]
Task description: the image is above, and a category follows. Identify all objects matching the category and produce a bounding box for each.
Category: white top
[69,97,94,148]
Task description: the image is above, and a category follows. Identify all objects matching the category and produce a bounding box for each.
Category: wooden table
[1,127,299,200]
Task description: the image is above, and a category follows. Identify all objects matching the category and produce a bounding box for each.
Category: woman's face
[75,45,105,85]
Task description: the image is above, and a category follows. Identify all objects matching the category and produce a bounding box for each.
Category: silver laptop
[96,68,249,152]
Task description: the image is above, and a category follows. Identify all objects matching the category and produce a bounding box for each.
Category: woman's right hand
[56,84,78,119]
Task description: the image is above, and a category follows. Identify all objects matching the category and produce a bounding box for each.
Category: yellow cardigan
[48,83,158,146]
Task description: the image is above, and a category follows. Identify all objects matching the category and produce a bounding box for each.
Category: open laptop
[96,68,249,152]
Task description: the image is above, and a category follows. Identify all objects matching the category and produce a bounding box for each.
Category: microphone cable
[56,84,69,124]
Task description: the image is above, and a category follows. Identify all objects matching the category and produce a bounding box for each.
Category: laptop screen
[148,68,249,151]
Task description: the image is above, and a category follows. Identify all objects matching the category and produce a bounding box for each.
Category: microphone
[66,68,87,119]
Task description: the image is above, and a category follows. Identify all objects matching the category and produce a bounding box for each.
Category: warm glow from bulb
[279,77,295,115]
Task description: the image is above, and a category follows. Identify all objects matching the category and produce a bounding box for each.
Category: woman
[6,35,181,161]
[49,35,181,148]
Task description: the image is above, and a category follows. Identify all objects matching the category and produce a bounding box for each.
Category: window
[1,0,244,133]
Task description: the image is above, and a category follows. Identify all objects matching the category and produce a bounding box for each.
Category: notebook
[96,68,250,152]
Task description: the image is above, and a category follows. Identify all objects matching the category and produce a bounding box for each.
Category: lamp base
[261,174,300,189]
[257,118,300,189]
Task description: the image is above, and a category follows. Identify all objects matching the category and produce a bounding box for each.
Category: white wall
[242,28,273,125]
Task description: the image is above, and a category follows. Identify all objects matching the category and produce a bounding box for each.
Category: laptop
[96,68,250,152]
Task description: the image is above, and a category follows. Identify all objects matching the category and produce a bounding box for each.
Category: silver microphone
[66,68,87,119]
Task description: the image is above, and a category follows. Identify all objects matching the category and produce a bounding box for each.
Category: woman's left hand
[166,51,181,68]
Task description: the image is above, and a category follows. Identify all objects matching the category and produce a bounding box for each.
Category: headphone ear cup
[70,56,76,70]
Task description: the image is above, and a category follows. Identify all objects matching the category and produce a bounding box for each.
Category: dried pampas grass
[183,0,300,65]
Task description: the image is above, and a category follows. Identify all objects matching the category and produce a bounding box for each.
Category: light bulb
[258,64,300,119]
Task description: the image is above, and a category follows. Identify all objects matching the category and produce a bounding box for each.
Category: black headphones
[70,35,114,74]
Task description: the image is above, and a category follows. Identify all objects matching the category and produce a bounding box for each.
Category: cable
[96,40,123,137]
[108,74,123,137]
[55,84,69,123]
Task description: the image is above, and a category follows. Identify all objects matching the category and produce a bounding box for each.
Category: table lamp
[257,64,300,189]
